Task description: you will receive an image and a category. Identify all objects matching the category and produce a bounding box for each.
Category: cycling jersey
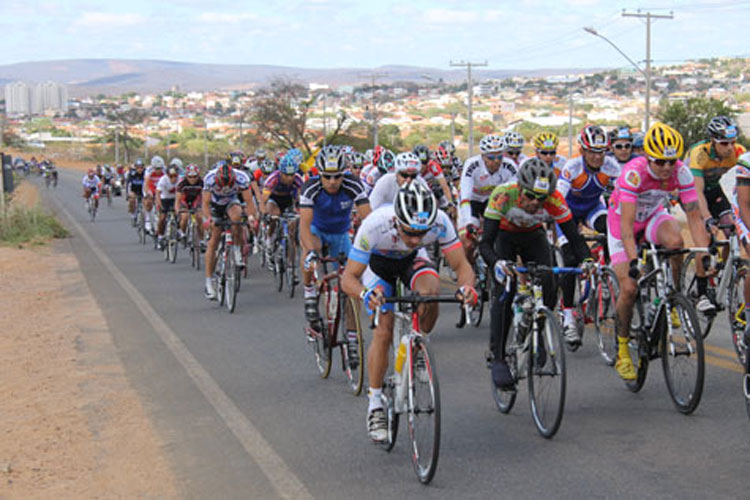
[82,175,101,190]
[156,175,179,200]
[607,151,638,168]
[360,163,383,195]
[731,153,750,243]
[144,167,165,195]
[176,177,204,204]
[687,140,747,190]
[299,172,368,233]
[422,160,446,196]
[458,155,518,229]
[368,173,431,210]
[127,169,145,196]
[484,183,572,232]
[262,170,303,198]
[203,167,251,205]
[548,155,568,177]
[557,155,620,216]
[349,205,460,263]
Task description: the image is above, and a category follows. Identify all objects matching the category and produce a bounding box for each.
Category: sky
[2,0,749,71]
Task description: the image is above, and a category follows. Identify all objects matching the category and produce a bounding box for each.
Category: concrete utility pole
[450,60,488,157]
[115,127,120,165]
[359,72,388,149]
[568,95,574,156]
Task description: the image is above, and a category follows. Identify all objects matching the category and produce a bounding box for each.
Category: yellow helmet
[532,131,559,152]
[643,122,684,160]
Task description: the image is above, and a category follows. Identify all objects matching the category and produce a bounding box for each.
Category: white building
[5,81,31,115]
[5,81,68,115]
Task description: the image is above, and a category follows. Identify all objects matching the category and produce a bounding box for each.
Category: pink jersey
[609,156,698,223]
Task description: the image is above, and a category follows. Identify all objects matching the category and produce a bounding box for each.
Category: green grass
[0,203,68,246]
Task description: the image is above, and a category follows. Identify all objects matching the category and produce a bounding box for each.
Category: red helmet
[371,145,385,166]
[578,125,608,151]
[274,150,286,166]
[215,162,235,188]
[434,146,451,167]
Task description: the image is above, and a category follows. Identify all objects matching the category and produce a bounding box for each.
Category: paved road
[38,168,750,498]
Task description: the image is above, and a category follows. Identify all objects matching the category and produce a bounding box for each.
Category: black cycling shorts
[470,200,488,220]
[159,198,175,214]
[210,198,242,220]
[704,184,732,219]
[369,252,438,291]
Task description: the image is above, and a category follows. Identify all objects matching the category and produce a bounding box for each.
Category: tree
[105,107,148,162]
[657,97,746,148]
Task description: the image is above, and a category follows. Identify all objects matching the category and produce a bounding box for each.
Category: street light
[583,26,650,129]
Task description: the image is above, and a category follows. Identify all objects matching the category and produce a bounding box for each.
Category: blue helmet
[279,151,301,175]
[610,125,633,142]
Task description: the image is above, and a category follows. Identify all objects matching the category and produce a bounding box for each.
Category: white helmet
[479,134,505,154]
[394,181,438,231]
[503,131,525,149]
[394,152,421,173]
[150,155,165,169]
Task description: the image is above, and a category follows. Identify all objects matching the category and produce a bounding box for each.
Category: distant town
[3,56,750,164]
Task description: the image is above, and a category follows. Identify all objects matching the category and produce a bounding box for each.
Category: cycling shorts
[268,194,294,213]
[607,206,674,265]
[159,198,175,214]
[361,250,437,313]
[556,201,607,245]
[180,195,202,211]
[210,198,242,220]
[311,224,352,264]
[704,185,733,220]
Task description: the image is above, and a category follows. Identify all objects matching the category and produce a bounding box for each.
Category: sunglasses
[400,225,429,238]
[650,158,677,166]
[614,143,632,150]
[398,172,418,179]
[584,148,607,155]
[505,150,522,157]
[322,173,343,180]
[484,154,503,161]
[716,140,736,146]
[187,174,199,179]
[538,150,556,156]
[523,190,547,201]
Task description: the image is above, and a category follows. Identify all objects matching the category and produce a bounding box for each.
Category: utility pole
[622,9,673,130]
[568,95,574,156]
[322,93,328,147]
[359,72,388,149]
[115,127,120,165]
[450,60,488,157]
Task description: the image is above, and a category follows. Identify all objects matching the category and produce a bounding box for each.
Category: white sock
[563,307,574,325]
[368,388,383,412]
[205,277,212,288]
[304,286,316,299]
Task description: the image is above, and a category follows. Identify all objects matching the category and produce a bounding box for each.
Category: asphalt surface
[35,168,750,498]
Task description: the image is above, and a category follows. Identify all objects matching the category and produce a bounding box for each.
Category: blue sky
[2,0,749,70]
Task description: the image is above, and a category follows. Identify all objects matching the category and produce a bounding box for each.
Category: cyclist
[360,146,395,194]
[422,145,456,218]
[556,125,621,346]
[608,125,637,167]
[368,152,428,210]
[300,146,371,341]
[632,132,646,157]
[175,164,204,245]
[686,115,747,312]
[731,152,750,342]
[126,159,146,221]
[143,156,166,234]
[502,131,527,166]
[43,160,58,187]
[260,149,304,263]
[341,181,476,442]
[202,160,255,300]
[608,122,712,381]
[532,131,567,177]
[458,133,518,265]
[480,158,590,389]
[249,159,276,209]
[98,163,114,203]
[155,167,181,250]
[247,148,268,174]
[169,157,185,176]
[347,151,365,179]
[82,169,102,209]
[413,144,431,171]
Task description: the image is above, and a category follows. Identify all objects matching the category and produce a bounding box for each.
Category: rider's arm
[259,190,271,215]
[458,163,474,230]
[240,188,257,219]
[619,201,639,262]
[692,175,713,221]
[174,190,182,216]
[478,217,501,269]
[342,259,369,301]
[298,207,316,252]
[438,175,453,204]
[443,245,475,289]
[558,218,591,262]
[684,200,711,248]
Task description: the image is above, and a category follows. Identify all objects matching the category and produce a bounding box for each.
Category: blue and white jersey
[203,167,251,205]
[299,172,368,234]
[557,155,620,216]
[82,174,101,190]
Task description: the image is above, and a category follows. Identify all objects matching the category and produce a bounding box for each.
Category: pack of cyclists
[76,115,749,445]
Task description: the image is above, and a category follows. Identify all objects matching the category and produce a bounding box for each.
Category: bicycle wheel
[379,376,399,452]
[225,247,238,313]
[194,223,202,271]
[729,267,748,364]
[217,245,227,307]
[169,219,178,264]
[679,251,716,338]
[274,242,285,293]
[593,267,619,366]
[661,293,705,414]
[312,281,332,378]
[491,351,518,414]
[138,215,146,244]
[285,239,296,298]
[469,260,489,327]
[340,296,364,395]
[527,307,566,439]
[408,337,440,484]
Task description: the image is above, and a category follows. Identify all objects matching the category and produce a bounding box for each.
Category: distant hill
[0,58,604,96]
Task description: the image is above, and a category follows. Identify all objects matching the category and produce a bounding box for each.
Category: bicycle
[212,217,246,313]
[87,193,98,222]
[490,262,581,439]
[305,254,364,395]
[163,211,179,264]
[681,223,748,344]
[457,226,490,328]
[622,243,705,414]
[135,199,147,245]
[373,285,469,484]
[269,210,300,298]
[185,209,201,270]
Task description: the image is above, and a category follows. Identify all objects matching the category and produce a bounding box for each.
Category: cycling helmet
[151,155,165,169]
[707,116,738,140]
[413,144,430,164]
[167,167,179,177]
[434,146,451,167]
[503,131,525,149]
[169,157,184,169]
[185,164,200,176]
[632,132,645,148]
[260,159,276,175]
[227,152,243,167]
[609,126,633,143]
[578,125,608,151]
[87,168,95,175]
[364,149,374,165]
[371,145,385,166]
[394,181,438,231]
[377,149,396,174]
[643,122,684,160]
[286,148,304,165]
[350,151,365,168]
[279,151,301,175]
[438,140,456,155]
[517,157,557,196]
[394,152,421,173]
[134,158,144,167]
[255,148,267,160]
[215,163,235,188]
[479,134,504,154]
[274,150,286,166]
[316,145,344,173]
[532,131,559,151]
[243,157,255,169]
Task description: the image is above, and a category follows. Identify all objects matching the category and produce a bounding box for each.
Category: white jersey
[156,174,179,200]
[458,155,518,229]
[203,167,251,205]
[349,205,461,263]
[82,175,101,190]
[360,163,384,195]
[368,173,431,210]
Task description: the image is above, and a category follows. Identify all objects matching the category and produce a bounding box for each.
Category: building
[4,81,68,116]
[5,81,31,115]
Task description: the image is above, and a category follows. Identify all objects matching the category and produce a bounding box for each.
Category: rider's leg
[409,258,441,333]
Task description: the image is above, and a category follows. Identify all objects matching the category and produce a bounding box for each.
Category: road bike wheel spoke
[408,339,440,484]
[528,308,566,439]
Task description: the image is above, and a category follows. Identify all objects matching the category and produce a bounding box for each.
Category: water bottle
[394,336,408,375]
[646,297,661,326]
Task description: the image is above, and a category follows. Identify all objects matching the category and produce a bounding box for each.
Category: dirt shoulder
[0,185,177,498]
